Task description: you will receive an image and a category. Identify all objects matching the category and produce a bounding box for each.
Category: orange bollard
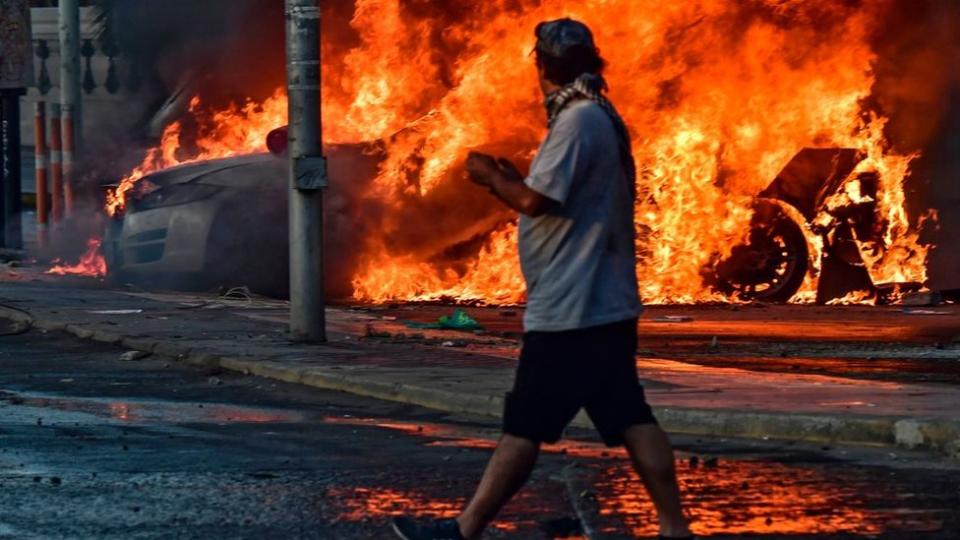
[34,102,49,249]
[49,104,63,224]
[62,104,76,218]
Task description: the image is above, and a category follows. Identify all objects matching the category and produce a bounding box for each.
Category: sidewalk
[0,280,958,460]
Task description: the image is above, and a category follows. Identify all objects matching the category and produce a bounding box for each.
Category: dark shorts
[502,318,657,447]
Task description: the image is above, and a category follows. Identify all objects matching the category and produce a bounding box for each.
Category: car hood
[142,153,287,190]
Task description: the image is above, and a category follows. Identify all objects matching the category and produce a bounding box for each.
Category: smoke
[870,0,960,152]
[868,0,960,290]
[72,0,290,209]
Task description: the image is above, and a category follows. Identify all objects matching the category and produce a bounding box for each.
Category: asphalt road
[0,324,958,539]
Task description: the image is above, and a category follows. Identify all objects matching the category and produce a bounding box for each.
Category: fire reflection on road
[328,486,548,535]
[329,487,463,522]
[327,416,949,537]
[597,460,943,536]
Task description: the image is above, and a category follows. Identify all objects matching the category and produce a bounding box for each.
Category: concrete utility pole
[59,0,82,217]
[285,0,327,341]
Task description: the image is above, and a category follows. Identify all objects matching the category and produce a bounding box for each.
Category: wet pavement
[0,326,959,539]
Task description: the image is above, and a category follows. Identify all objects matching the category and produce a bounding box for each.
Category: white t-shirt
[519,99,642,332]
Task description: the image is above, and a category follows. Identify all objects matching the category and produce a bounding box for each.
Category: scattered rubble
[119,350,151,362]
[902,291,942,307]
[653,315,694,323]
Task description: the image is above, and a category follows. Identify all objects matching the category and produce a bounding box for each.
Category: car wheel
[708,200,810,303]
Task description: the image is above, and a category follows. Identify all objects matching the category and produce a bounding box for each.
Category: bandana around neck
[544,73,637,196]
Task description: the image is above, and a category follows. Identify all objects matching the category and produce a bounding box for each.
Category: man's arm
[466,152,558,217]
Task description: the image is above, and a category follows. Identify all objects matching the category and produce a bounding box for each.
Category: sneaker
[391,516,466,540]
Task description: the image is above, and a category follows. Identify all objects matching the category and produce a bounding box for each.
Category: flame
[46,238,107,277]
[847,123,928,287]
[351,224,524,304]
[106,89,289,217]
[826,290,876,306]
[63,1,934,305]
[334,0,931,305]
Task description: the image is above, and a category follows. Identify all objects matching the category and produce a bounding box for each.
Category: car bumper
[111,198,222,276]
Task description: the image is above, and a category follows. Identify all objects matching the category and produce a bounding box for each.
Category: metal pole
[59,0,82,218]
[34,102,49,250]
[0,90,24,249]
[285,0,327,342]
[49,103,63,224]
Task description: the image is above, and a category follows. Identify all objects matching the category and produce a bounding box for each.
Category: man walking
[393,18,693,540]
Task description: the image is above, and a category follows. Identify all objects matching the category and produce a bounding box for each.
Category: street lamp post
[285,0,327,342]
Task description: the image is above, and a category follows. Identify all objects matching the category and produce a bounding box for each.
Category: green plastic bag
[404,309,483,331]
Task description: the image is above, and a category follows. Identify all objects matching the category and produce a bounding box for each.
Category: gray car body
[120,155,285,267]
[106,153,294,297]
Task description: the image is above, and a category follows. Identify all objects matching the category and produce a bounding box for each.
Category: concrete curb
[4,307,959,461]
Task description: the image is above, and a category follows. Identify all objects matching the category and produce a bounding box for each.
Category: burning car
[52,1,944,306]
[102,131,907,304]
[100,126,515,300]
[102,153,288,296]
[101,137,382,298]
[706,147,909,304]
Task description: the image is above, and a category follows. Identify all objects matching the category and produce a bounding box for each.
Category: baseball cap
[534,18,597,58]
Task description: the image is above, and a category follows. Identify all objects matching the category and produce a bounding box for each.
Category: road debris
[902,291,942,307]
[903,308,952,316]
[404,309,484,331]
[653,315,694,323]
[119,350,151,362]
[177,301,227,310]
[219,286,254,303]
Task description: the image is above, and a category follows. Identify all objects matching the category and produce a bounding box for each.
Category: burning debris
[52,0,952,306]
[47,238,107,277]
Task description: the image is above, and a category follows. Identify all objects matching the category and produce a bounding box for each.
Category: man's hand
[465,151,554,217]
[466,152,501,187]
[496,157,524,182]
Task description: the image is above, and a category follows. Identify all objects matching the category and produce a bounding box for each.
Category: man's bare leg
[623,424,692,538]
[456,434,540,539]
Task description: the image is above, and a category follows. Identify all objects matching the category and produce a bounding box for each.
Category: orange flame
[67,1,933,304]
[351,225,525,304]
[46,238,107,277]
[826,290,877,306]
[335,0,931,305]
[106,89,289,217]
